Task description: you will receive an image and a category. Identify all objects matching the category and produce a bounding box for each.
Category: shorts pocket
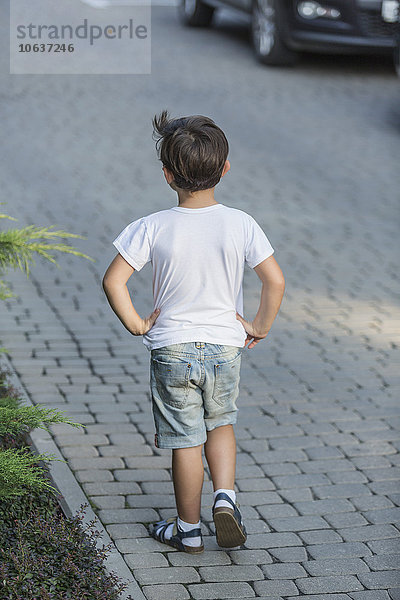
[212,352,241,407]
[152,358,192,409]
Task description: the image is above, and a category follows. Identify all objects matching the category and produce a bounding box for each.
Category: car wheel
[251,0,298,66]
[179,0,215,27]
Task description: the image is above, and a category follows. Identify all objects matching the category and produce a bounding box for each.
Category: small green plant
[0,209,93,300]
[0,208,92,496]
[0,374,85,498]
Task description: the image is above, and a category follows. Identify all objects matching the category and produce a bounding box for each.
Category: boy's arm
[102,253,160,335]
[236,255,285,350]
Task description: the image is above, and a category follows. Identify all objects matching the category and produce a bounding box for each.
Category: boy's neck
[176,188,218,209]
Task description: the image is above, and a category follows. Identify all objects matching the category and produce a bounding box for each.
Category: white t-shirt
[113,203,274,350]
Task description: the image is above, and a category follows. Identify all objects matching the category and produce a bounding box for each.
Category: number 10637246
[18,43,75,53]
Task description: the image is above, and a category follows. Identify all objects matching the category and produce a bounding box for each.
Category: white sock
[177,517,202,547]
[156,517,201,547]
[214,488,236,510]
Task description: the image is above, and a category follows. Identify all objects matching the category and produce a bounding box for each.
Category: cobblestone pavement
[1,3,400,599]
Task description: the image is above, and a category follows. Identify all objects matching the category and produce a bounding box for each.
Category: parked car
[179,0,399,66]
[393,5,400,75]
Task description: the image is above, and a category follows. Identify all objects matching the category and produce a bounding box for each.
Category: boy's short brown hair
[152,110,229,192]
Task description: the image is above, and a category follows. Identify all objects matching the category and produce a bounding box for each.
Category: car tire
[179,0,215,27]
[251,0,298,66]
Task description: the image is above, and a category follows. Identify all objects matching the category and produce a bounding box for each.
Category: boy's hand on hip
[132,308,160,336]
[236,312,268,349]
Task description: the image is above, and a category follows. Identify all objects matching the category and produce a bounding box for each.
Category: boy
[102,110,285,554]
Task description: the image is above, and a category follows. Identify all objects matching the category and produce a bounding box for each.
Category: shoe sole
[213,507,247,548]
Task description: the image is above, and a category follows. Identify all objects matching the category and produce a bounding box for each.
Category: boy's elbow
[102,273,115,294]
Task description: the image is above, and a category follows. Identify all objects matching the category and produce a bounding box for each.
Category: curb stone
[1,354,146,600]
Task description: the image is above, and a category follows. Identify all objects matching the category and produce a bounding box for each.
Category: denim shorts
[150,342,242,449]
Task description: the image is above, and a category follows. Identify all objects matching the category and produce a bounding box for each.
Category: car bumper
[282,0,397,53]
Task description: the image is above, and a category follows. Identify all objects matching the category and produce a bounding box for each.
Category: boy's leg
[172,444,204,523]
[204,424,236,490]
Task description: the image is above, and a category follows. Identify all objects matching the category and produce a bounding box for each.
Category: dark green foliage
[0,369,133,599]
[0,495,133,599]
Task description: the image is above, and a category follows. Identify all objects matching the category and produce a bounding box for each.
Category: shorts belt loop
[195,342,205,349]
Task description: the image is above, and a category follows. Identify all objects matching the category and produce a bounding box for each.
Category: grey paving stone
[125,455,173,468]
[133,566,200,585]
[125,552,169,568]
[350,593,390,600]
[261,562,307,579]
[68,456,125,470]
[325,513,369,529]
[298,529,343,545]
[91,495,125,509]
[307,542,372,559]
[389,590,400,600]
[341,442,396,458]
[362,467,400,481]
[306,447,345,460]
[98,508,159,524]
[251,449,308,464]
[270,436,324,450]
[297,459,355,473]
[328,471,368,484]
[296,575,363,594]
[253,580,299,596]
[126,494,175,508]
[86,423,138,434]
[302,558,370,576]
[313,483,371,499]
[362,507,400,524]
[388,493,400,506]
[268,515,330,531]
[106,523,148,539]
[351,495,394,511]
[168,551,231,567]
[369,481,400,495]
[240,519,271,534]
[261,463,301,476]
[278,488,313,502]
[351,456,392,470]
[257,504,298,519]
[141,583,189,600]
[359,571,400,589]
[272,473,330,489]
[236,477,275,491]
[116,536,174,553]
[269,547,308,562]
[245,532,302,549]
[338,524,400,542]
[83,481,142,495]
[286,596,351,600]
[75,469,114,482]
[54,433,109,446]
[114,469,171,481]
[61,445,99,458]
[235,491,282,506]
[235,464,266,479]
[188,582,255,599]
[99,444,153,457]
[199,565,263,582]
[229,549,272,565]
[294,499,355,515]
[364,554,400,571]
[367,539,400,554]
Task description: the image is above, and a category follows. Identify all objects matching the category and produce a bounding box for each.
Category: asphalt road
[1,3,400,599]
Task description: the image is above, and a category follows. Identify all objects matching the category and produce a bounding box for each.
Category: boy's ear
[221,160,230,177]
[162,166,175,185]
